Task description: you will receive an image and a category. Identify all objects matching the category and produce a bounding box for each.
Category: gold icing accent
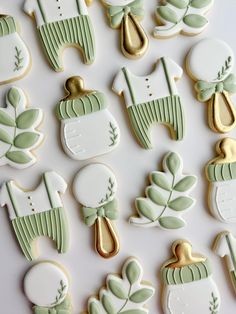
[63,76,94,100]
[165,240,206,269]
[209,138,236,165]
[208,91,236,133]
[85,0,93,6]
[95,217,120,259]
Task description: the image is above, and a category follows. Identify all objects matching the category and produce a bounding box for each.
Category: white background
[0,0,236,313]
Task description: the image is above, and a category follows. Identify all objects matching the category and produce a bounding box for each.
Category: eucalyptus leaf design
[87,258,155,314]
[154,0,213,37]
[0,87,43,169]
[130,152,197,230]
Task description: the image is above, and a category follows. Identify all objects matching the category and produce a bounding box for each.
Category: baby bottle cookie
[0,171,69,260]
[0,15,31,84]
[0,87,43,169]
[24,261,72,313]
[186,38,236,133]
[161,240,221,314]
[129,152,197,229]
[102,0,148,59]
[154,0,214,38]
[24,0,95,71]
[205,138,236,223]
[56,76,120,161]
[85,257,155,314]
[112,57,185,149]
[73,163,119,258]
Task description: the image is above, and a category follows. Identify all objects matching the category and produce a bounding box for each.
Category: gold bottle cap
[63,76,94,100]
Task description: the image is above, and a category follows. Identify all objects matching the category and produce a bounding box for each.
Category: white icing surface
[186,38,234,82]
[0,33,31,84]
[103,0,134,5]
[24,262,69,307]
[73,163,117,208]
[60,109,120,160]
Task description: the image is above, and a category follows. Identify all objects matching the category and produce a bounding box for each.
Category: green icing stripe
[12,207,68,261]
[6,182,19,218]
[127,95,184,149]
[122,68,136,105]
[56,92,107,120]
[230,271,236,292]
[226,234,236,271]
[161,260,212,285]
[0,16,17,37]
[36,0,47,24]
[37,15,95,71]
[206,162,236,182]
[43,173,55,209]
[161,57,173,96]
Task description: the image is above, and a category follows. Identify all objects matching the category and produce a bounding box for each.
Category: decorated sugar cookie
[101,0,148,59]
[112,57,185,149]
[205,138,236,223]
[213,231,236,295]
[24,261,72,313]
[130,152,197,229]
[161,240,221,314]
[186,38,236,133]
[56,77,120,161]
[153,0,214,38]
[73,163,119,258]
[85,257,155,314]
[0,171,69,260]
[24,0,95,71]
[0,87,43,169]
[0,15,31,84]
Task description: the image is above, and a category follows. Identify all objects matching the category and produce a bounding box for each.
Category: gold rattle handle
[95,217,120,259]
[121,13,148,59]
[208,91,236,133]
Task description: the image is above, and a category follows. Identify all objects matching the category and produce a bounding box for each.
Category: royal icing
[86,257,155,314]
[73,163,119,258]
[56,77,120,161]
[102,0,148,59]
[130,152,197,229]
[112,57,185,149]
[24,0,95,71]
[0,171,69,260]
[186,38,236,133]
[24,261,72,313]
[153,0,214,38]
[0,15,31,84]
[161,240,220,314]
[0,87,43,169]
[205,138,236,223]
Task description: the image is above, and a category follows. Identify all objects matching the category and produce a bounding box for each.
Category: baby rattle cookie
[73,163,119,258]
[24,261,72,313]
[161,240,221,314]
[0,87,43,169]
[55,76,120,161]
[24,0,95,71]
[0,14,31,84]
[0,171,69,261]
[213,231,236,295]
[186,38,236,133]
[129,152,197,229]
[101,0,148,59]
[205,137,236,223]
[112,57,185,149]
[85,257,155,314]
[153,0,214,38]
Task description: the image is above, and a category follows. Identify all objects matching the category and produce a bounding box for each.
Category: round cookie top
[73,163,117,208]
[187,38,234,82]
[24,262,69,308]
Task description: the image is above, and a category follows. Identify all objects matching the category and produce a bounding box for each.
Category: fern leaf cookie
[0,14,31,84]
[129,152,197,230]
[0,87,43,169]
[24,261,72,313]
[85,257,155,314]
[161,240,221,314]
[153,0,214,38]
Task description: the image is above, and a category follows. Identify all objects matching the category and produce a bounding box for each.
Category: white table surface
[0,0,236,313]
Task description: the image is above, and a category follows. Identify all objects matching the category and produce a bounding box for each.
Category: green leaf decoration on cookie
[190,0,212,8]
[183,14,208,28]
[0,129,13,144]
[16,109,40,129]
[167,0,188,9]
[157,7,178,23]
[129,152,197,230]
[0,110,16,127]
[7,87,21,108]
[86,258,155,314]
[14,132,40,149]
[6,151,32,164]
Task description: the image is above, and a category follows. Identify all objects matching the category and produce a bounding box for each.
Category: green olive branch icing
[130,152,197,230]
[52,280,67,306]
[100,177,115,204]
[109,122,119,147]
[216,56,232,81]
[209,292,219,314]
[14,46,24,72]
